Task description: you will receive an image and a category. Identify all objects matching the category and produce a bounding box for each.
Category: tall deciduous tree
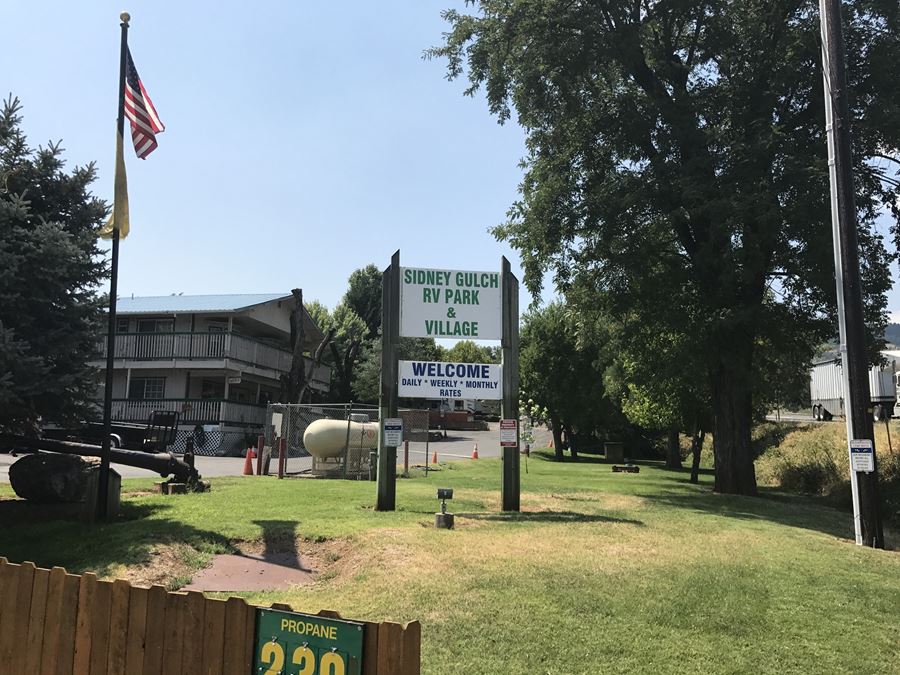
[432,1,900,494]
[444,340,496,364]
[282,289,334,404]
[342,264,383,339]
[309,302,369,403]
[0,97,107,432]
[520,303,621,460]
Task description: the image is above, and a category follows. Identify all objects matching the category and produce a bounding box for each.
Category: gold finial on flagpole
[120,11,130,24]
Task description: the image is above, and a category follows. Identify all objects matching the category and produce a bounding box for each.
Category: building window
[137,319,174,333]
[116,318,129,333]
[128,377,166,400]
[200,379,225,399]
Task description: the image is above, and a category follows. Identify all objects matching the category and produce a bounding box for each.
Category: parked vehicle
[42,421,147,450]
[809,351,898,421]
[41,410,180,452]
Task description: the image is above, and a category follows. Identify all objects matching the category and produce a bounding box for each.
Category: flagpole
[97,11,130,521]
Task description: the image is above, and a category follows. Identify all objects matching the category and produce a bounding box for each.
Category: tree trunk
[329,340,361,402]
[709,346,757,495]
[566,425,579,461]
[665,428,682,469]
[550,415,564,461]
[287,288,307,403]
[690,428,705,484]
[296,328,335,404]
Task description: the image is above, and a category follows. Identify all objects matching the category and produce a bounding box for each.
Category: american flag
[124,48,164,159]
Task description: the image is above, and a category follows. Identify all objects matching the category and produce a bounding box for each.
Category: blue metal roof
[115,293,291,314]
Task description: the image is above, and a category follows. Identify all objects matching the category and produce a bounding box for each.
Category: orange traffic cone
[432,450,438,464]
[248,447,256,459]
[472,443,479,460]
[243,449,254,475]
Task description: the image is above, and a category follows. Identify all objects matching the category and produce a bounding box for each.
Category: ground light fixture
[435,488,454,529]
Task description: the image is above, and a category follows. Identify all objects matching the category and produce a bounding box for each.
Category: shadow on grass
[0,497,239,577]
[638,487,856,541]
[456,510,644,525]
[252,519,310,570]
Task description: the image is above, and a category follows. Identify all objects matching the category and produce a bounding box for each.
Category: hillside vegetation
[756,421,900,527]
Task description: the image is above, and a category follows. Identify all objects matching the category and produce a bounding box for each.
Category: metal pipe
[0,434,199,483]
[256,434,265,476]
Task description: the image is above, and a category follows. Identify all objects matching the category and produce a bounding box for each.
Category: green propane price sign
[254,608,364,675]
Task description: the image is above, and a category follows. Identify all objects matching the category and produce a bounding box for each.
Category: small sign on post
[500,419,518,447]
[850,439,875,473]
[384,418,403,447]
[271,412,283,438]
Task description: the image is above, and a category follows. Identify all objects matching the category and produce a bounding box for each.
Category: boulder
[9,452,101,503]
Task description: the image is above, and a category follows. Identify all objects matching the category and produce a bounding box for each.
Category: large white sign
[398,360,502,400]
[399,267,502,340]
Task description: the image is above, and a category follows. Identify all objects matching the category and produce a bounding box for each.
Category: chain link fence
[170,428,255,457]
[396,409,431,475]
[264,403,377,477]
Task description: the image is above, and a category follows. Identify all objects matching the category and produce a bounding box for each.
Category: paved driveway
[0,423,551,483]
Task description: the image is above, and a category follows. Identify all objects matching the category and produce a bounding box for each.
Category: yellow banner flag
[98,130,130,239]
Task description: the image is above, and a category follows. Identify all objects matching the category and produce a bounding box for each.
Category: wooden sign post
[376,251,400,511]
[500,257,520,511]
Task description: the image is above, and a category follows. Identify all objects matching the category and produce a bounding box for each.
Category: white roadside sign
[399,267,502,340]
[500,419,518,447]
[270,412,283,438]
[383,418,403,447]
[398,361,502,400]
[850,439,874,473]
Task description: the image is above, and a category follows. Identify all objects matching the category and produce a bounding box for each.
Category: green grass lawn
[1,452,899,674]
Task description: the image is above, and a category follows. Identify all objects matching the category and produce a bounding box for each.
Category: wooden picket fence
[0,557,419,674]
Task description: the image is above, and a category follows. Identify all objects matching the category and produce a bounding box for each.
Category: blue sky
[6,1,899,322]
[6,1,533,313]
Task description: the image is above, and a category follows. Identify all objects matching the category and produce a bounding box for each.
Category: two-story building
[91,293,330,455]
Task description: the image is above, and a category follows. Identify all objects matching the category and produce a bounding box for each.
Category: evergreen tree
[0,97,107,432]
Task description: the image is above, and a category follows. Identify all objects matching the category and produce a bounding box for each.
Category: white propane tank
[303,418,379,459]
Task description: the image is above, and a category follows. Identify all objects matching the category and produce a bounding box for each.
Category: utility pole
[819,0,884,547]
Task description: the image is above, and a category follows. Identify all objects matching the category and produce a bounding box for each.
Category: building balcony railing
[110,398,267,427]
[97,332,331,388]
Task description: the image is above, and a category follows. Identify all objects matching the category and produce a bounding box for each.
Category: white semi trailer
[809,351,899,421]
